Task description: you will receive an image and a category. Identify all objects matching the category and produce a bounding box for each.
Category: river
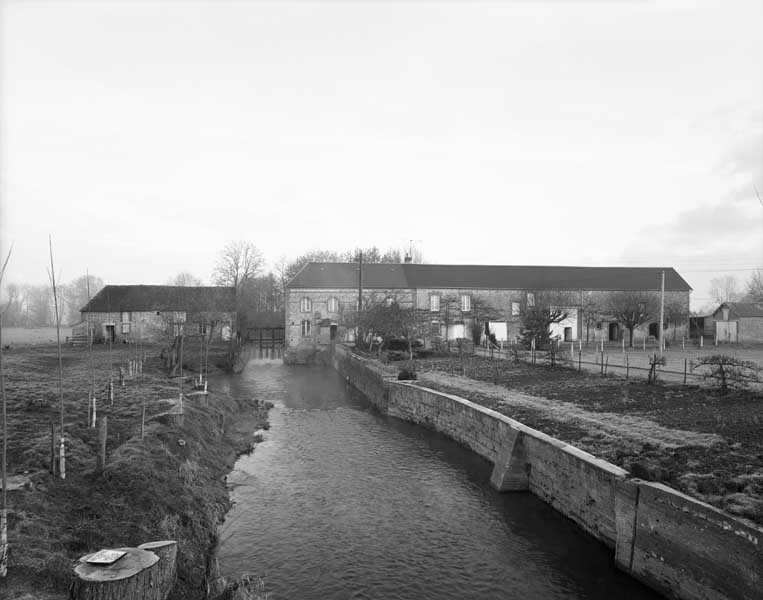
[214,361,661,600]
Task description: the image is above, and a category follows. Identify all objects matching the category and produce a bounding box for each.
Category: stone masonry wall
[739,316,763,343]
[84,310,233,343]
[291,286,691,347]
[331,344,761,600]
[285,287,415,348]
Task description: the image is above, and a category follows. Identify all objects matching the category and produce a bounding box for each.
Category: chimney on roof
[404,254,412,264]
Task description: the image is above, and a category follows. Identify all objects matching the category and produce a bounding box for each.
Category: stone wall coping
[636,479,763,538]
[335,349,762,600]
[395,381,630,478]
[561,444,630,478]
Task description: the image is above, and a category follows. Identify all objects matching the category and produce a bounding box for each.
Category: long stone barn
[284,263,692,352]
[78,285,237,344]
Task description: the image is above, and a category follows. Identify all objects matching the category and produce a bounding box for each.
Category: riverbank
[332,346,762,600]
[0,343,270,599]
[408,354,763,526]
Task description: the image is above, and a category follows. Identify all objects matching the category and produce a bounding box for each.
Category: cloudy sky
[1,0,761,310]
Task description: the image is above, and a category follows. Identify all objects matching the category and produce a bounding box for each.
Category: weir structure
[331,344,761,600]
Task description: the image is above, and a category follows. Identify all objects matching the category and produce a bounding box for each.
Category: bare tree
[709,275,741,305]
[66,273,104,323]
[0,244,12,577]
[580,292,602,344]
[519,291,576,348]
[166,272,203,287]
[212,241,264,292]
[607,291,660,347]
[692,354,762,394]
[743,270,763,303]
[665,298,689,341]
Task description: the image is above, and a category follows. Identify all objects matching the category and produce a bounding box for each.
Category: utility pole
[755,185,762,270]
[357,251,363,345]
[659,269,665,356]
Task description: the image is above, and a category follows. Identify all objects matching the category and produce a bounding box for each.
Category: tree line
[0,274,104,327]
[0,242,416,328]
[211,243,416,320]
[707,272,763,307]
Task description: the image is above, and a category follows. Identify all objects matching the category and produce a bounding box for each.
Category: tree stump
[70,547,159,600]
[138,540,177,600]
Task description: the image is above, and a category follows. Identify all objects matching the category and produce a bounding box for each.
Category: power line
[681,268,760,273]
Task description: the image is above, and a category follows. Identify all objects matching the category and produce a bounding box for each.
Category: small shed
[711,302,763,343]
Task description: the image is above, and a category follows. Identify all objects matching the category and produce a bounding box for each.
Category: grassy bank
[390,353,763,526]
[1,342,269,599]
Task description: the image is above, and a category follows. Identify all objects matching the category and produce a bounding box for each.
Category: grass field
[0,342,269,599]
[392,350,763,527]
[2,327,62,345]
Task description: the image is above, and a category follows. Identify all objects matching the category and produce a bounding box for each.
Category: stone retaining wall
[331,345,761,600]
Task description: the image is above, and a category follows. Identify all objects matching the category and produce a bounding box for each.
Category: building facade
[285,263,692,351]
[711,302,763,343]
[80,285,236,343]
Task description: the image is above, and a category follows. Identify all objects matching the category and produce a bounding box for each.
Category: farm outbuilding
[711,302,763,343]
[80,285,236,344]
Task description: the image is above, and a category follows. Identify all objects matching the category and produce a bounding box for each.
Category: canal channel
[214,361,662,599]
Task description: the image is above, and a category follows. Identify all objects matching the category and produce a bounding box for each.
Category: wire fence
[467,343,763,388]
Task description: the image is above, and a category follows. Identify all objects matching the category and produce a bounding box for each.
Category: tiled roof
[288,263,409,289]
[287,263,692,292]
[722,302,763,318]
[81,285,236,313]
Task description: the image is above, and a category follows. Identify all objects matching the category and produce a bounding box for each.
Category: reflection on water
[215,362,661,600]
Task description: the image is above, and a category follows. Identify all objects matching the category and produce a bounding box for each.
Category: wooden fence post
[50,421,55,475]
[97,416,108,473]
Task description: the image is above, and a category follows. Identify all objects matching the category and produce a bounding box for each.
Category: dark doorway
[649,323,659,338]
[608,323,619,341]
[564,327,572,342]
[105,325,116,343]
[330,325,337,341]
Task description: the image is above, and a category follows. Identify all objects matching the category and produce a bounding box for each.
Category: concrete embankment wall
[332,345,761,600]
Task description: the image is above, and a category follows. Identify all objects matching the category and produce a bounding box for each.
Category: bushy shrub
[397,368,417,380]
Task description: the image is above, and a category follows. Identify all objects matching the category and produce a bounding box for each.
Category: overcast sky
[1,0,761,310]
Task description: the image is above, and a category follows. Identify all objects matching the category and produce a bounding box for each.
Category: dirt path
[400,352,762,526]
[418,371,722,449]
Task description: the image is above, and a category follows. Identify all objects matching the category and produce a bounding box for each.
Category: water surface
[215,362,661,600]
